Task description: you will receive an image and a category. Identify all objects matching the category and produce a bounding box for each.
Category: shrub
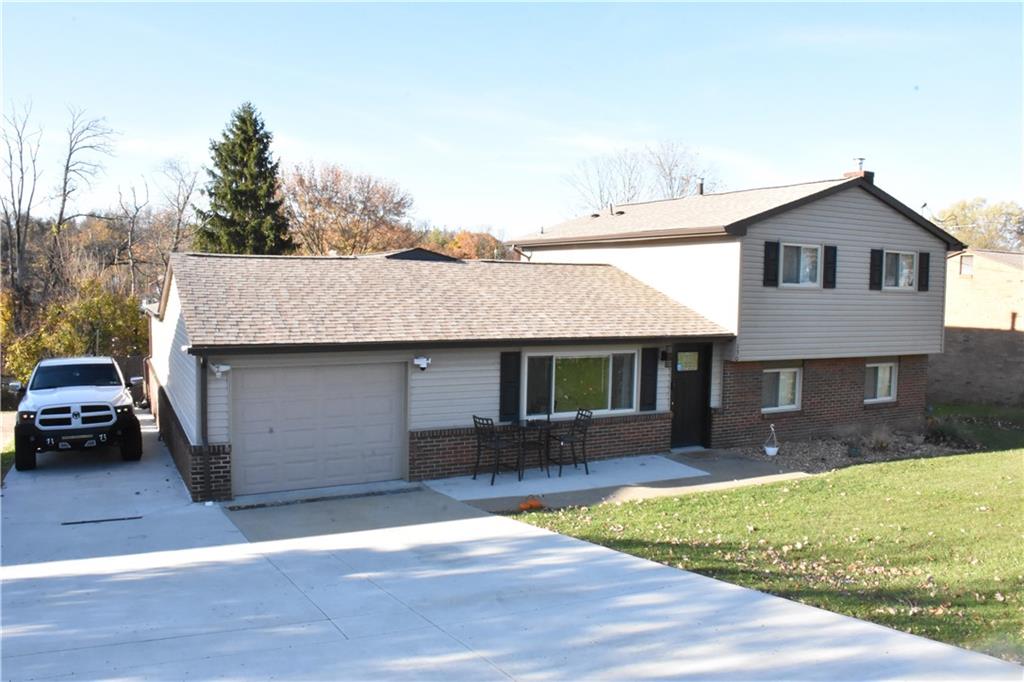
[3,281,147,382]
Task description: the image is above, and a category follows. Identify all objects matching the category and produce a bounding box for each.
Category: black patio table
[517,418,554,475]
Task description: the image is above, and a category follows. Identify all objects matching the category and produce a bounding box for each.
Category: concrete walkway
[469,449,812,513]
[2,416,1020,680]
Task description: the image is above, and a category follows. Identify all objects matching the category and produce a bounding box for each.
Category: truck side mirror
[9,381,25,397]
[129,376,144,386]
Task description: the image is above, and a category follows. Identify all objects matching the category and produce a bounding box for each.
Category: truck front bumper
[15,413,141,453]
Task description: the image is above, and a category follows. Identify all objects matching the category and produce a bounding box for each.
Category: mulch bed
[736,431,967,474]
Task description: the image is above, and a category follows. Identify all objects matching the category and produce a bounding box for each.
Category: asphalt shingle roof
[168,253,730,350]
[512,178,855,245]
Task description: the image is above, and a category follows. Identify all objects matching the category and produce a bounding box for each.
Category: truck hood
[19,385,132,411]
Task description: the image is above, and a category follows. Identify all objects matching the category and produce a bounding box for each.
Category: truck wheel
[120,426,143,462]
[14,433,36,471]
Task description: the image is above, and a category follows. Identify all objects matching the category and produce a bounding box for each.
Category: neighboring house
[146,250,730,501]
[928,248,1024,406]
[511,171,964,447]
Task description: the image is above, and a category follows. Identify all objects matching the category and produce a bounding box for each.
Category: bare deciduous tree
[645,141,716,200]
[566,141,719,212]
[155,159,199,266]
[46,108,115,296]
[566,149,648,211]
[281,162,416,255]
[1,103,42,330]
[116,183,150,297]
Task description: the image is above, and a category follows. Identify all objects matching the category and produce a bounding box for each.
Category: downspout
[199,355,211,500]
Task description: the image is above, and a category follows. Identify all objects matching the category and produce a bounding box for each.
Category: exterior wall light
[412,356,431,371]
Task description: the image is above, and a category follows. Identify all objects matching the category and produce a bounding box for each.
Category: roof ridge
[180,252,357,260]
[609,177,852,209]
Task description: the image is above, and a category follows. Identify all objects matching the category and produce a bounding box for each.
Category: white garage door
[232,363,406,495]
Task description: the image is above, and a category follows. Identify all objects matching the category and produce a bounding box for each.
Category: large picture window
[525,351,637,416]
[865,362,898,403]
[762,367,801,413]
[883,251,916,289]
[781,244,821,286]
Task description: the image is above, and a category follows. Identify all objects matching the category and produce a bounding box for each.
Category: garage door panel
[232,363,406,495]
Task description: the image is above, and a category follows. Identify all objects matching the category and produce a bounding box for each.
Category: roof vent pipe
[698,178,705,195]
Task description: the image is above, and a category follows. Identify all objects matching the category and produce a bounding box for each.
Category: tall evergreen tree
[193,103,293,254]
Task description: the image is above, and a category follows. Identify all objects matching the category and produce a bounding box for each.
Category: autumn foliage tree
[282,162,417,255]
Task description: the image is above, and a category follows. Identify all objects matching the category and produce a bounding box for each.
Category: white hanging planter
[763,424,780,457]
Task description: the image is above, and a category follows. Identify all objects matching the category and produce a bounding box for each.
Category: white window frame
[761,367,802,413]
[864,361,898,404]
[882,250,917,291]
[522,349,640,418]
[779,243,823,288]
[959,254,974,277]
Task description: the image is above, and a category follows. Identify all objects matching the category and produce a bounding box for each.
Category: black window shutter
[917,252,930,291]
[763,241,780,287]
[639,348,659,411]
[823,245,837,289]
[499,352,521,422]
[869,249,883,290]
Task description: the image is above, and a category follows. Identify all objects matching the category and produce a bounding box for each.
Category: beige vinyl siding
[206,373,230,443]
[149,279,200,443]
[210,344,673,441]
[525,238,741,333]
[738,187,947,361]
[408,349,501,429]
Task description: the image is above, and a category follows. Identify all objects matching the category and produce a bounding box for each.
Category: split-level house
[147,171,962,502]
[511,171,964,448]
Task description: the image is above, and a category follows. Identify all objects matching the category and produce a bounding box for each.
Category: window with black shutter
[823,245,837,289]
[917,252,930,291]
[763,241,780,287]
[639,348,659,411]
[869,249,883,290]
[498,352,521,422]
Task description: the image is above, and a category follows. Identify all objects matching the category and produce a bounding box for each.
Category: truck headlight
[115,405,133,416]
[18,411,35,421]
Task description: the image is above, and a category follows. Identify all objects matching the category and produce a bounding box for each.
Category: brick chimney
[843,169,875,184]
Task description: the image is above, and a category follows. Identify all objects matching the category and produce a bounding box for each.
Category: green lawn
[1,439,13,482]
[522,406,1024,663]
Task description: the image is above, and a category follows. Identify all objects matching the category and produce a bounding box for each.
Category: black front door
[670,343,711,447]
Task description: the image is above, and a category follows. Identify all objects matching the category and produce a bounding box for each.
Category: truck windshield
[30,363,122,390]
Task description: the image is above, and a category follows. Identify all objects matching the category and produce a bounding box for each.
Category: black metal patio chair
[472,415,524,485]
[547,409,593,477]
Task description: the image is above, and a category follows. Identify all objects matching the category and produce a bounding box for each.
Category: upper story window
[761,367,801,413]
[883,251,917,289]
[864,361,898,403]
[959,254,974,277]
[525,351,637,417]
[781,244,821,286]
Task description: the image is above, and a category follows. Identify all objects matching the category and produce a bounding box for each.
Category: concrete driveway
[2,414,1020,680]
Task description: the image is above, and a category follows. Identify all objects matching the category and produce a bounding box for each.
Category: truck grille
[35,404,116,430]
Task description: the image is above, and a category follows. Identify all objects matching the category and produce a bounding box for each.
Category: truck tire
[14,433,36,471]
[120,425,143,461]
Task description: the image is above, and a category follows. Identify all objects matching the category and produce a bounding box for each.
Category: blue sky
[3,2,1021,237]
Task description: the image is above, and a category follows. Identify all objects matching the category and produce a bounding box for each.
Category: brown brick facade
[710,355,928,448]
[151,375,232,502]
[408,411,672,480]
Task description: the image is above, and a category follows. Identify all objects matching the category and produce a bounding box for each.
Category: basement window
[761,367,801,413]
[864,362,898,403]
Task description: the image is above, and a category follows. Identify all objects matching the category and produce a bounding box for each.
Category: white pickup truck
[11,357,143,471]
